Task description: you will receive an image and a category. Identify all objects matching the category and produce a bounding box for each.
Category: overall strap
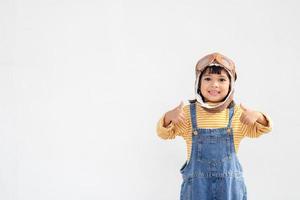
[189,103,198,131]
[226,106,235,129]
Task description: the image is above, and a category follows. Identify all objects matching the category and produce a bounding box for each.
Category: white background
[1,0,300,199]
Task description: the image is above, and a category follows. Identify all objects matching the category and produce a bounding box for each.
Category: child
[156,52,272,200]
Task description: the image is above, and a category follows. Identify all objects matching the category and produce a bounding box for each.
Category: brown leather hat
[194,52,237,113]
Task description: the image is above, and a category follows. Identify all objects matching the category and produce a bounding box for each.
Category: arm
[156,103,190,140]
[238,104,273,138]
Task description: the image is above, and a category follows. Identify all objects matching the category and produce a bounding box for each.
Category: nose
[211,80,219,87]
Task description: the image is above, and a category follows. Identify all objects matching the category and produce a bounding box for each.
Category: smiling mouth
[208,91,220,96]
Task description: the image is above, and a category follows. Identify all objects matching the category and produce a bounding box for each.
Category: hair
[189,65,234,108]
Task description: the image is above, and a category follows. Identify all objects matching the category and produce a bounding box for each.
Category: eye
[204,77,211,81]
[219,78,227,82]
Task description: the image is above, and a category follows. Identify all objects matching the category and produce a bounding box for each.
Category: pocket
[197,136,231,162]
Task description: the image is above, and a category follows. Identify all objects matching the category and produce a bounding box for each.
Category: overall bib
[180,103,247,200]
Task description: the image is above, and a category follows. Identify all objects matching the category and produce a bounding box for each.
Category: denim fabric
[179,103,247,200]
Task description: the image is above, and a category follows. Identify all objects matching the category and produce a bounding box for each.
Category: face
[200,69,230,103]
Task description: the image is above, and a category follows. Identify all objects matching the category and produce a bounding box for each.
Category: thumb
[240,103,248,111]
[178,101,184,110]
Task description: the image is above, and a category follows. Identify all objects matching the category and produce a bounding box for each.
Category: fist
[239,104,261,126]
[164,101,186,126]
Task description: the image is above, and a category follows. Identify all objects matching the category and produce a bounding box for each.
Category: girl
[156,52,272,200]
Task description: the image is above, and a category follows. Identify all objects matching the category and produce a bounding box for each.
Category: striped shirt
[156,102,272,161]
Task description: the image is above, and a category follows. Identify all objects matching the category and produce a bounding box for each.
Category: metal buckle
[227,128,231,134]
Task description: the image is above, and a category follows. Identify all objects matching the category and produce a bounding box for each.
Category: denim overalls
[179,103,247,200]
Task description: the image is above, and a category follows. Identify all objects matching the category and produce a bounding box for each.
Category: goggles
[195,52,237,81]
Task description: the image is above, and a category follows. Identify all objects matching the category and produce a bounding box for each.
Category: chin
[204,98,222,103]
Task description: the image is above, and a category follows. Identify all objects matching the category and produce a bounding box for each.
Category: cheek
[200,79,208,87]
[224,83,230,91]
[200,81,208,91]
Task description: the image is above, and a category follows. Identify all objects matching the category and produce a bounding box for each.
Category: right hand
[164,101,186,127]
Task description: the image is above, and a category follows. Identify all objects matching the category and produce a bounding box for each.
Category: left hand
[239,104,261,126]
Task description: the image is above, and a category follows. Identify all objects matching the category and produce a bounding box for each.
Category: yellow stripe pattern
[156,102,272,161]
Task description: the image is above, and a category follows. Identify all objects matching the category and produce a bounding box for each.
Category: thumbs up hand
[164,101,186,127]
[239,104,261,126]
